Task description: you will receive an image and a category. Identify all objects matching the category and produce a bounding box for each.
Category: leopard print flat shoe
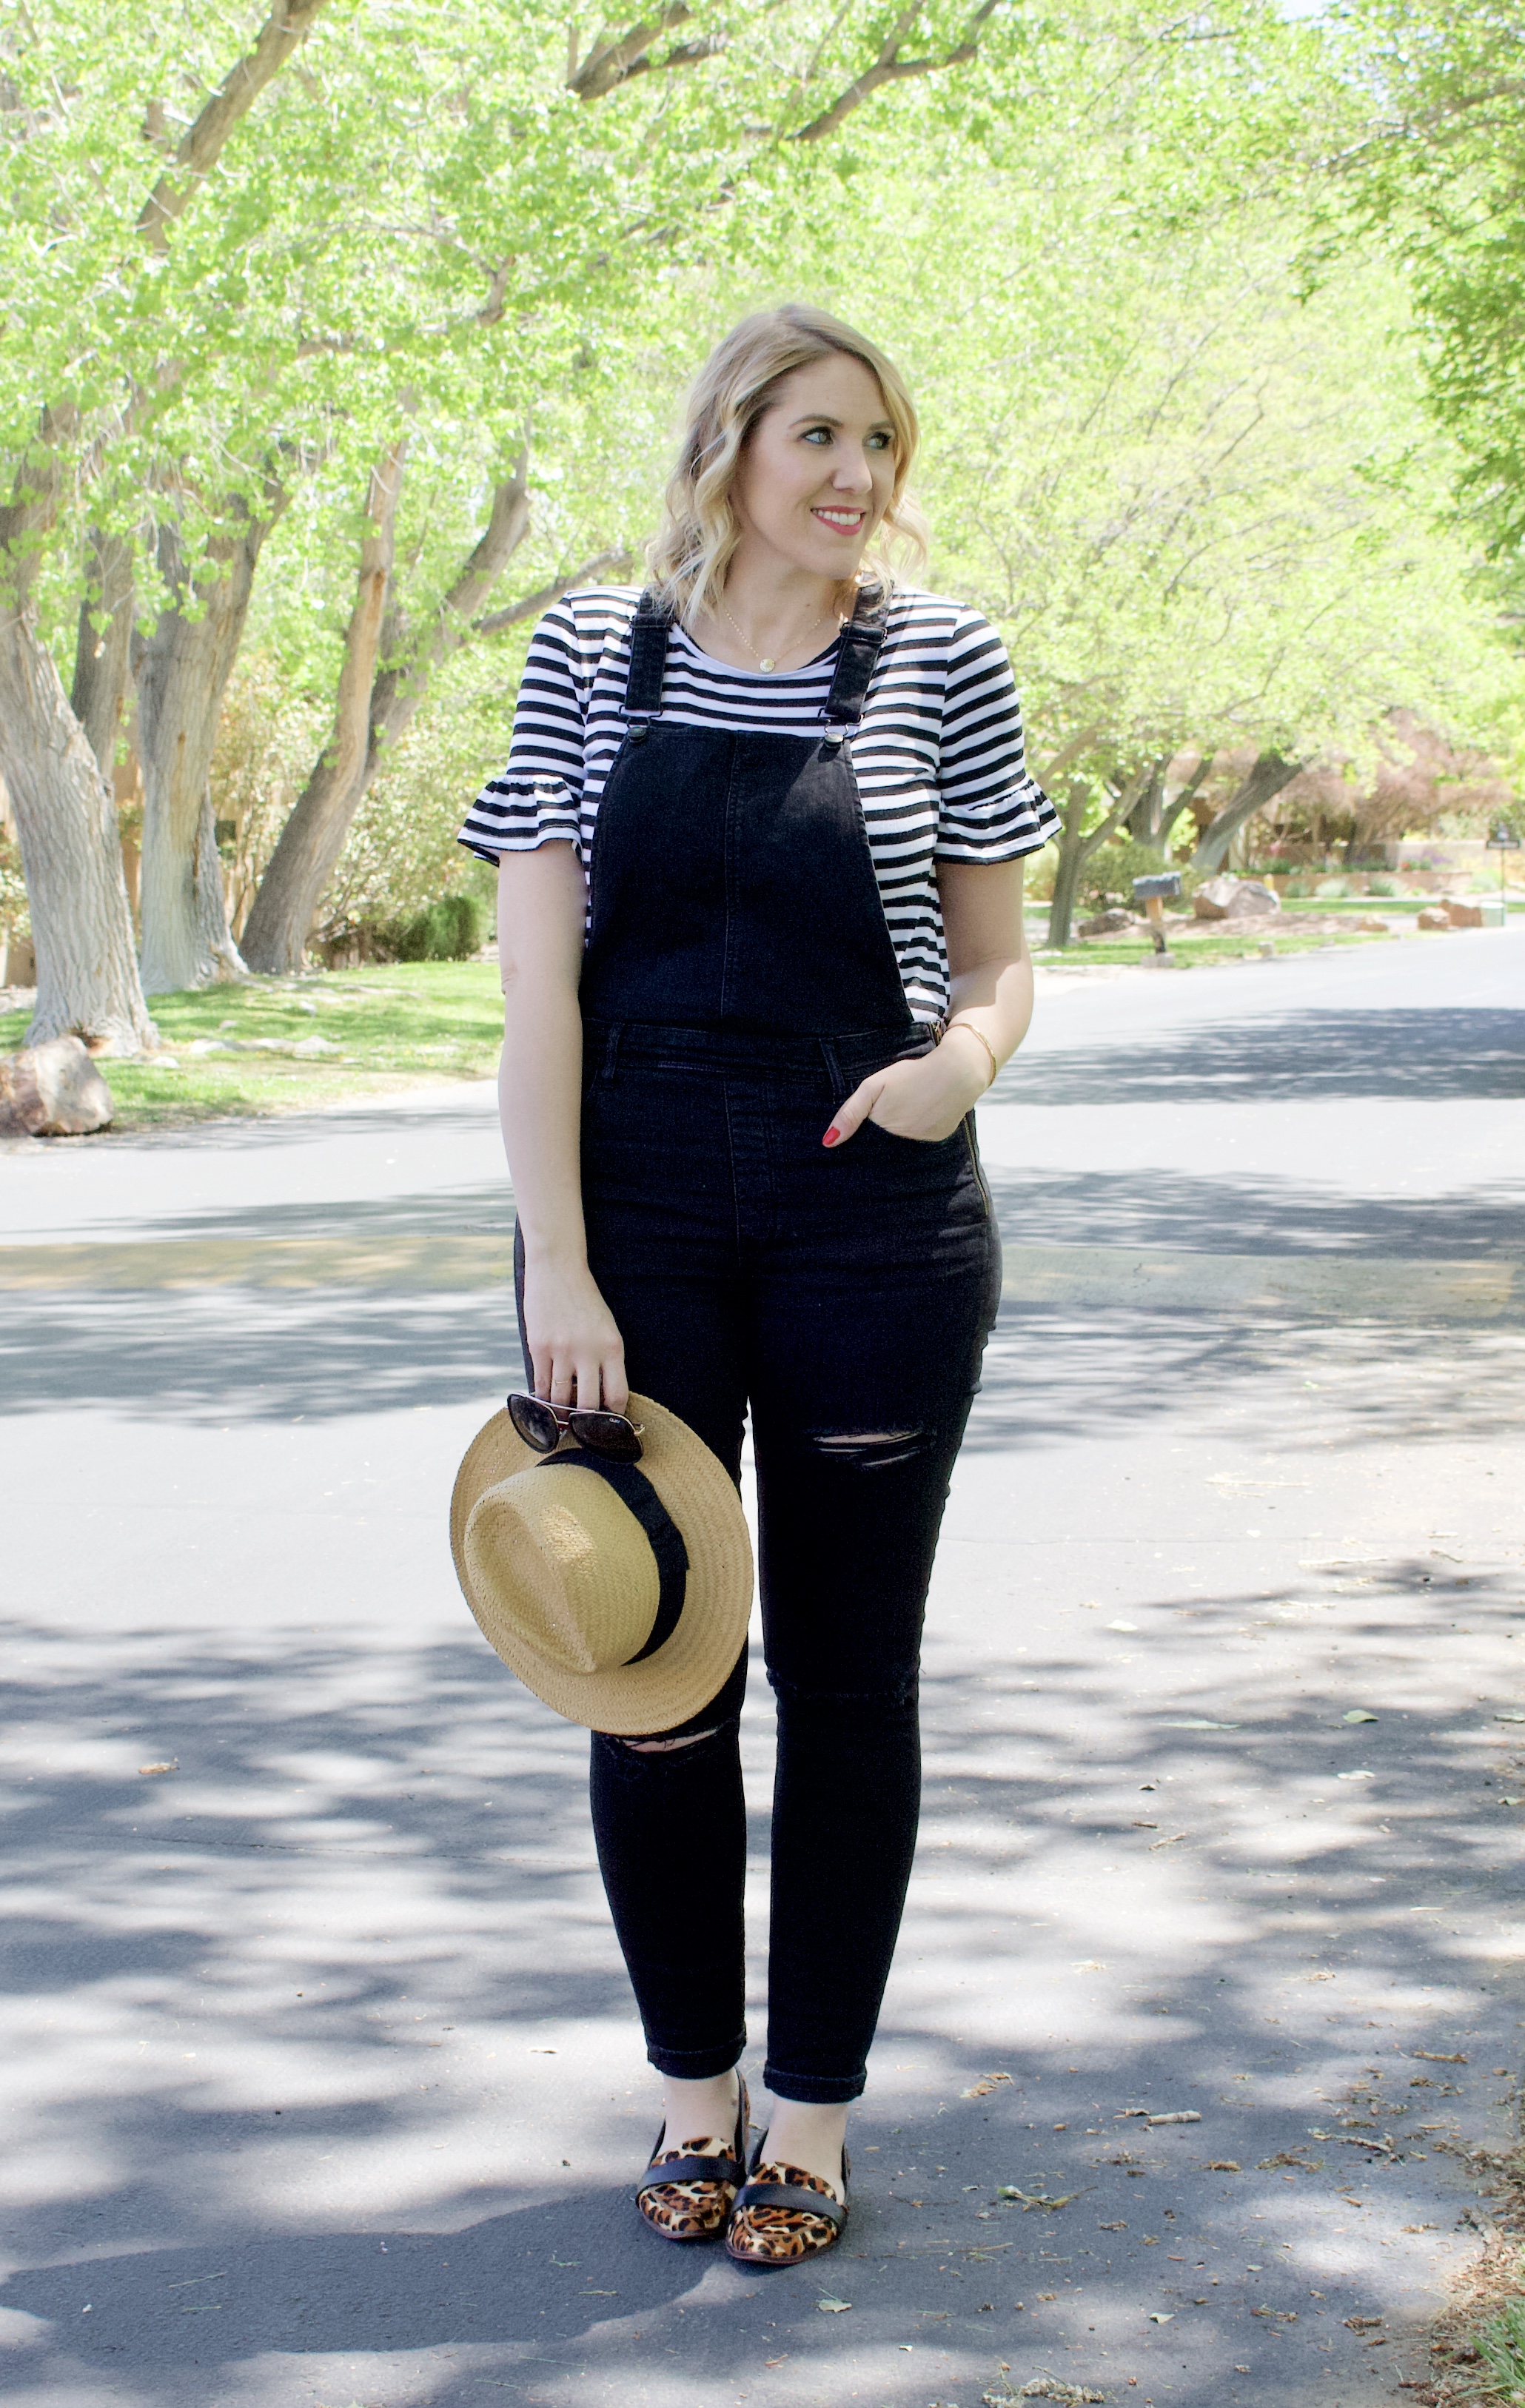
[724,2136,849,2266]
[635,2076,749,2243]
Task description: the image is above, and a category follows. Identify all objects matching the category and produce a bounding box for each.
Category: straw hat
[449,1392,753,1734]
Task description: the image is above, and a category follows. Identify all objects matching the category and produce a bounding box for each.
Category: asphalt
[1,926,1523,2408]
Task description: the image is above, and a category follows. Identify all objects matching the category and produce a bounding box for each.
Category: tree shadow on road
[968,1307,1525,1454]
[1,1551,1519,2408]
[988,1164,1525,1260]
[994,1007,1525,1105]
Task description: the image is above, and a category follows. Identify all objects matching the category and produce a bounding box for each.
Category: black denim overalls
[528,588,1002,2103]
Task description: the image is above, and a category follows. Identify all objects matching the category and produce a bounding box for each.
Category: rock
[0,1035,114,1136]
[291,1033,341,1057]
[1079,906,1141,936]
[1226,880,1280,919]
[1356,916,1394,933]
[1194,875,1281,921]
[1416,907,1454,930]
[1441,897,1483,928]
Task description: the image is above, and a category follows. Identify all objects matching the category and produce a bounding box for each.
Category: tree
[135,485,289,992]
[1340,2,1525,582]
[3,0,1011,1014]
[0,0,334,1047]
[814,31,1518,939]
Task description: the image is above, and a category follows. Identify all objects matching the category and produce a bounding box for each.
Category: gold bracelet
[944,1019,1000,1090]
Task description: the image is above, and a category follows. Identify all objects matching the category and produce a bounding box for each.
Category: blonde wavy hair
[647,304,929,622]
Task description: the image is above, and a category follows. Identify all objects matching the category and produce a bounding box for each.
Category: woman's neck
[688,554,854,675]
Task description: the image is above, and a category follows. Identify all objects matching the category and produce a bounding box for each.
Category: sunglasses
[507,1392,646,1463]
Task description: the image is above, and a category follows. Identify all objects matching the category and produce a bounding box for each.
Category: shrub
[1367,874,1398,896]
[1080,838,1170,913]
[1023,843,1059,902]
[389,890,487,962]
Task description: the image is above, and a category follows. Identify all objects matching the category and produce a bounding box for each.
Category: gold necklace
[717,594,834,674]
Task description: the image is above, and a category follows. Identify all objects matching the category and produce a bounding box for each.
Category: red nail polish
[823,1127,840,1147]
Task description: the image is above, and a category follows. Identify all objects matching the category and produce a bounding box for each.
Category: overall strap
[823,583,891,727]
[624,589,673,722]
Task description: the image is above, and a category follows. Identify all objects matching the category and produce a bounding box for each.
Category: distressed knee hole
[805,1428,931,1469]
[620,1725,721,1754]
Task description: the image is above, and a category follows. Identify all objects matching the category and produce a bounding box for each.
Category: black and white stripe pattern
[458,584,1057,1022]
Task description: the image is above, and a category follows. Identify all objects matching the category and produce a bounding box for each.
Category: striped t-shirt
[458,583,1057,1023]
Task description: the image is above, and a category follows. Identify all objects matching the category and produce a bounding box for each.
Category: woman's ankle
[660,2067,740,2144]
[762,2099,848,2194]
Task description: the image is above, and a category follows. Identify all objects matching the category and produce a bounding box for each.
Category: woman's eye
[802,426,832,445]
[867,431,892,450]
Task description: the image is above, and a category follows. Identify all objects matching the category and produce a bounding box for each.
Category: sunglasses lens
[569,1411,643,1462]
[508,1393,561,1453]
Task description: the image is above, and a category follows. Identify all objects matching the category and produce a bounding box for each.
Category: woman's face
[731,352,897,583]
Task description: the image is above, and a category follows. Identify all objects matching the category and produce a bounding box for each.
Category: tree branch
[570,5,722,101]
[792,0,996,144]
[474,549,635,637]
[1157,749,1216,849]
[1190,751,1304,875]
[138,0,334,251]
[1080,759,1154,865]
[1036,720,1105,786]
[366,461,535,751]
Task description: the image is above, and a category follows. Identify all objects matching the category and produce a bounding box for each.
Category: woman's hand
[824,1038,989,1147]
[520,1252,629,1414]
[824,860,1034,1148]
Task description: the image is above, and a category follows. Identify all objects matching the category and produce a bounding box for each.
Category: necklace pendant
[759,656,776,673]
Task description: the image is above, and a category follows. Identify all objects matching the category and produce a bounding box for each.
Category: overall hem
[761,2063,868,2106]
[646,2034,748,2081]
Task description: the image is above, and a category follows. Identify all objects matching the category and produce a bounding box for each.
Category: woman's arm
[825,859,1032,1144]
[497,845,628,1412]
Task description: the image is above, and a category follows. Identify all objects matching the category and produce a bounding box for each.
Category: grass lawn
[1031,919,1403,969]
[4,905,1507,1129]
[0,961,505,1133]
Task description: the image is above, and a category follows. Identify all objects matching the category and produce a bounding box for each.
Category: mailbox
[1131,869,1183,955]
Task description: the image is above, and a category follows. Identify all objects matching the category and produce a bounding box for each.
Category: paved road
[2,929,1523,2408]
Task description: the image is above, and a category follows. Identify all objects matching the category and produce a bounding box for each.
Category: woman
[458,303,1056,2266]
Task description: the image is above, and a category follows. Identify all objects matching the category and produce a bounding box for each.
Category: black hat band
[537,1450,690,1663]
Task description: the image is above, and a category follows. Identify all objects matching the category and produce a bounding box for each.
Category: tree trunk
[1127,759,1167,844]
[1190,751,1303,873]
[239,451,620,975]
[240,446,408,975]
[0,409,156,1052]
[1045,784,1093,950]
[1045,763,1155,948]
[1158,751,1216,852]
[70,530,136,777]
[136,498,279,993]
[0,614,157,1053]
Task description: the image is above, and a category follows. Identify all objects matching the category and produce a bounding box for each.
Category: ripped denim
[517,1020,1002,2104]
